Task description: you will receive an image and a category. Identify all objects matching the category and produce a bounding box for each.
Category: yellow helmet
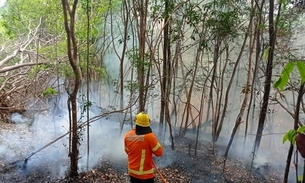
[135,112,150,127]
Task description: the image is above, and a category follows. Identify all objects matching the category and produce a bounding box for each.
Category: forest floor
[54,137,285,183]
[0,122,288,183]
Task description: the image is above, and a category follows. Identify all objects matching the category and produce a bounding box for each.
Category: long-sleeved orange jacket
[124,129,163,180]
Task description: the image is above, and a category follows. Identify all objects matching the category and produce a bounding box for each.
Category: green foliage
[204,2,240,39]
[58,62,74,77]
[79,60,107,79]
[297,126,305,133]
[82,100,92,113]
[282,129,296,145]
[298,175,303,182]
[277,15,292,37]
[279,0,290,10]
[273,61,305,90]
[276,0,297,37]
[1,0,63,38]
[273,62,294,90]
[1,0,114,83]
[0,77,5,86]
[76,0,118,41]
[263,46,271,61]
[126,48,152,71]
[42,87,57,97]
[39,41,68,60]
[185,3,202,27]
[28,65,48,78]
[296,61,305,83]
[282,126,305,145]
[124,80,138,93]
[149,1,163,19]
[0,19,14,39]
[258,23,267,31]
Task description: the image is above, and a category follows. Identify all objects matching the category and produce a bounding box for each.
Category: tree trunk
[223,9,254,158]
[120,2,128,110]
[211,38,221,142]
[159,0,173,141]
[244,0,263,149]
[135,0,148,112]
[283,83,305,183]
[61,0,81,177]
[85,0,90,170]
[253,0,276,153]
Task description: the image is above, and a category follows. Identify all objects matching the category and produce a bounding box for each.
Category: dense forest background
[0,0,305,182]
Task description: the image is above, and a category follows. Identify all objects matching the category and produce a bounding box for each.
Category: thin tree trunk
[160,17,168,134]
[211,38,221,143]
[244,0,263,149]
[85,0,90,170]
[253,0,277,153]
[244,0,257,136]
[159,1,169,135]
[283,83,305,183]
[178,66,193,135]
[137,0,148,112]
[61,0,81,177]
[119,0,130,110]
[223,10,254,158]
[195,67,212,155]
[182,38,203,136]
[214,45,229,141]
[302,159,305,183]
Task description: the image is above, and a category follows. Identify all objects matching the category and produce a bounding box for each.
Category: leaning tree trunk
[253,0,276,153]
[284,83,305,183]
[61,0,81,177]
[223,9,254,159]
[244,0,263,150]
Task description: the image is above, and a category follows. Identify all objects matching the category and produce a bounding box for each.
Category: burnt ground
[0,124,285,183]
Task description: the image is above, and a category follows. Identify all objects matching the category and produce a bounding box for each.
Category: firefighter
[124,112,163,183]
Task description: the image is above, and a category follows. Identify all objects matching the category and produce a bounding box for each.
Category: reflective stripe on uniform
[128,168,154,175]
[125,146,129,151]
[128,149,154,175]
[152,142,161,152]
[140,150,145,172]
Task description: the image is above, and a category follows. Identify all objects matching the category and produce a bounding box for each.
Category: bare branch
[0,62,47,74]
[0,49,22,68]
[0,17,42,68]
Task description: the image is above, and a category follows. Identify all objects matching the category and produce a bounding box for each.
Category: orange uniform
[124,128,163,180]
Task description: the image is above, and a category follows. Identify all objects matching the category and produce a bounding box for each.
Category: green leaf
[42,87,57,97]
[263,46,271,61]
[296,61,305,83]
[288,130,297,139]
[282,133,289,144]
[298,175,303,181]
[273,62,295,90]
[279,62,295,90]
[297,126,305,133]
[280,0,289,9]
[282,62,295,76]
[283,129,297,144]
[273,78,282,89]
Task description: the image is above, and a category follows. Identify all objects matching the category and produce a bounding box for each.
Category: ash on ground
[0,127,285,183]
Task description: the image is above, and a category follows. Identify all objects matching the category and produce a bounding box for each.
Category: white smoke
[10,113,30,124]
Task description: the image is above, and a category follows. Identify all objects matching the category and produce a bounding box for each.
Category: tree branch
[0,17,42,68]
[0,62,47,74]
